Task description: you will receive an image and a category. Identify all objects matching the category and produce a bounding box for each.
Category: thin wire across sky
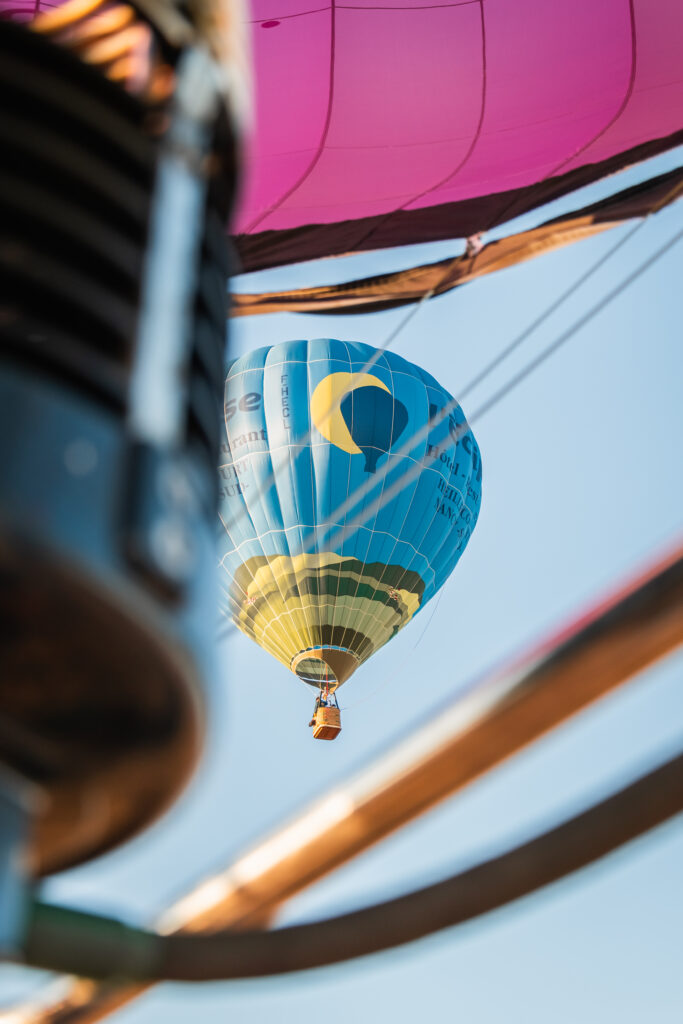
[217,200,683,639]
[220,179,683,546]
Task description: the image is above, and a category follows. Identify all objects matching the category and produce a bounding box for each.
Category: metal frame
[7,540,683,1022]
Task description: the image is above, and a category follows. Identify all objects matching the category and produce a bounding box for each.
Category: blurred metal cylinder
[0,16,238,875]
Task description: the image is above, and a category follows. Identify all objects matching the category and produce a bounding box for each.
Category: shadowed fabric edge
[233,129,683,275]
[231,164,683,316]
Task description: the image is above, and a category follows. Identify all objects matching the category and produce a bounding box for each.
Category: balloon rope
[319,213,683,555]
[218,183,683,640]
[220,175,683,550]
[340,585,447,712]
[219,251,466,542]
[309,180,683,552]
[456,175,683,405]
[312,201,683,552]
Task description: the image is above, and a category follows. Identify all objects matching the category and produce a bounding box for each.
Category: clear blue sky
[3,149,683,1021]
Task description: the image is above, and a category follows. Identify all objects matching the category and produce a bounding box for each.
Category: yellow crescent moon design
[310,372,390,454]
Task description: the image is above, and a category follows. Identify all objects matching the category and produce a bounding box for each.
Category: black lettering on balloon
[226,392,263,420]
[240,392,262,412]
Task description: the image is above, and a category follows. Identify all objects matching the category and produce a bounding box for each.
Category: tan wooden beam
[8,540,683,1024]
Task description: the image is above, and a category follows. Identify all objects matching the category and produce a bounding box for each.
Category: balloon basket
[311,705,342,741]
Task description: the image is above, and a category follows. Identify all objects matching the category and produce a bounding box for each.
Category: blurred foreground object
[8,541,682,1021]
[17,749,683,980]
[0,0,246,878]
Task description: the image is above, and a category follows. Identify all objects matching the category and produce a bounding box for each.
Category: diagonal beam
[7,539,683,1023]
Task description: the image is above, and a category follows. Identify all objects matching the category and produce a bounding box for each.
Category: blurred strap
[32,0,251,121]
[24,748,683,981]
[231,165,683,317]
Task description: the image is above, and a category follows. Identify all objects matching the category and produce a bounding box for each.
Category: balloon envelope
[238,0,683,269]
[218,340,481,691]
[5,0,683,271]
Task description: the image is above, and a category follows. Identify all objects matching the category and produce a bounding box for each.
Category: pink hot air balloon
[4,0,683,274]
[235,0,683,271]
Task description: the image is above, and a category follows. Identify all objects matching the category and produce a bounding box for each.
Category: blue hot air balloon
[218,340,481,737]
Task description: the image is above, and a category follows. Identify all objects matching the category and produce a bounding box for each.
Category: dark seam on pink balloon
[1,6,48,14]
[473,0,637,233]
[242,0,338,234]
[250,7,330,23]
[404,0,487,200]
[352,0,632,251]
[339,1,479,9]
[543,0,637,180]
[349,0,487,251]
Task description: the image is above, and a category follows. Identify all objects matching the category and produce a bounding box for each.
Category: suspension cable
[314,217,683,557]
[217,185,683,641]
[219,185,683,552]
[316,185,683,539]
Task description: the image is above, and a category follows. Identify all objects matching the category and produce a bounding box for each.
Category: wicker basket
[312,705,341,741]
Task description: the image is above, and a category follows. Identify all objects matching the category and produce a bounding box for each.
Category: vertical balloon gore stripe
[218,339,481,694]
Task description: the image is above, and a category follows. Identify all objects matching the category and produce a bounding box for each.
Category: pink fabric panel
[560,0,683,172]
[238,8,334,231]
[341,0,472,7]
[239,2,485,230]
[238,0,683,233]
[246,3,484,228]
[407,0,635,209]
[250,0,331,19]
[0,0,55,19]
[3,0,682,235]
